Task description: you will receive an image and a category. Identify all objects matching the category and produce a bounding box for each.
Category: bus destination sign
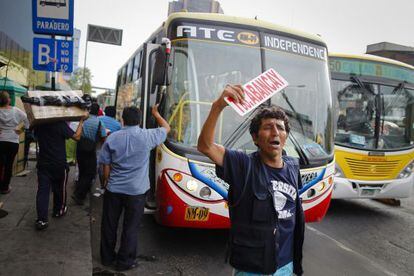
[225,68,289,116]
[262,33,327,61]
[329,58,414,84]
[171,23,326,61]
[172,23,260,46]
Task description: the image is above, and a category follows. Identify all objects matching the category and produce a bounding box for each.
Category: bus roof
[329,52,414,70]
[164,12,327,46]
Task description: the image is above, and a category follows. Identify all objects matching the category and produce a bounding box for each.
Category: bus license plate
[185,206,210,221]
[360,189,376,196]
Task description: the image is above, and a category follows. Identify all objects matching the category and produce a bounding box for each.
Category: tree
[68,67,93,94]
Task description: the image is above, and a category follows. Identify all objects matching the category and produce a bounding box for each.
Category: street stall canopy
[0,77,27,93]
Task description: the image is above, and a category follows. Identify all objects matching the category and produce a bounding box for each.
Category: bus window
[132,51,142,81]
[115,70,122,118]
[127,58,134,82]
[121,66,127,85]
[265,50,333,160]
[380,85,414,149]
[115,70,121,93]
[164,40,261,147]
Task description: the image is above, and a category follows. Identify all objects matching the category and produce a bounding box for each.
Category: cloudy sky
[34,0,414,88]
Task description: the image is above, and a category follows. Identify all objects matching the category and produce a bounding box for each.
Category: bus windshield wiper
[350,75,375,95]
[223,107,260,148]
[281,90,306,135]
[381,81,407,136]
[288,130,309,166]
[350,75,383,147]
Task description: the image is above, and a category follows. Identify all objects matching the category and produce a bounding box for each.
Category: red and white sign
[225,68,289,116]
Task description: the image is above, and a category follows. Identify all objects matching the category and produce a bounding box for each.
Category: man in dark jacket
[34,118,86,230]
[197,85,304,276]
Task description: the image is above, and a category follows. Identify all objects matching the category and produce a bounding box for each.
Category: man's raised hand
[216,84,245,108]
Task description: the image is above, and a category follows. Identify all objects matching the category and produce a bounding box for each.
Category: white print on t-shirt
[271,180,296,219]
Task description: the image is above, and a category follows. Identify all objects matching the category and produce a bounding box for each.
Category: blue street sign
[33,38,55,71]
[56,40,73,73]
[33,37,73,73]
[32,0,74,36]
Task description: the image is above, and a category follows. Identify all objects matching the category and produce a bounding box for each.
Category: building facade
[168,0,224,15]
[366,42,414,67]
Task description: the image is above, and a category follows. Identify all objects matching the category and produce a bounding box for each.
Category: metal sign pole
[51,35,56,91]
[81,26,89,92]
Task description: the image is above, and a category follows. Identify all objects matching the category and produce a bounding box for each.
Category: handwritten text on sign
[225,68,289,116]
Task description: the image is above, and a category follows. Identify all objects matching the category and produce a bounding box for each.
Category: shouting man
[197,85,305,276]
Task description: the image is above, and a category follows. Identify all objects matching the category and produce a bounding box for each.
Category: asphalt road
[90,190,414,276]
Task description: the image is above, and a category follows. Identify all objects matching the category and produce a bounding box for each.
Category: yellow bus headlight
[398,161,414,179]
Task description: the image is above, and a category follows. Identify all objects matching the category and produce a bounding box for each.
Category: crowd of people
[0,86,305,275]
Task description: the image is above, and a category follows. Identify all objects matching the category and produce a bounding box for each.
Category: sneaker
[71,194,84,205]
[0,208,8,218]
[101,259,116,267]
[53,206,68,218]
[35,219,49,230]
[115,260,138,271]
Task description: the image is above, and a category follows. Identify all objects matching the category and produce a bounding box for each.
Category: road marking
[306,225,397,276]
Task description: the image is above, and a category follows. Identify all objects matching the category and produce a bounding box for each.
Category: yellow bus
[115,12,335,227]
[329,53,414,199]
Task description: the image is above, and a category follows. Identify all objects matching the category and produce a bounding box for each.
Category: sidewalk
[0,162,92,276]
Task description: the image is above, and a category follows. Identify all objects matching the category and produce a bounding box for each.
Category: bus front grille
[344,158,401,179]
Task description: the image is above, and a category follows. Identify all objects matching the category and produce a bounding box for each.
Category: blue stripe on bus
[188,162,325,198]
[188,162,228,200]
[299,168,326,195]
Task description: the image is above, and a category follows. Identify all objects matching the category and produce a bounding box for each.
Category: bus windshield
[164,39,262,147]
[231,51,334,162]
[333,79,414,150]
[267,50,334,161]
[164,38,333,162]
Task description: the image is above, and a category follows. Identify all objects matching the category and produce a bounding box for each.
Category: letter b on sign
[38,44,50,65]
[33,38,55,71]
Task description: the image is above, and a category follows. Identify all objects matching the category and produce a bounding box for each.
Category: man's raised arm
[197,85,244,167]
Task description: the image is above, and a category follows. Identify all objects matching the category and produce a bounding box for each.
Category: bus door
[139,43,162,129]
[141,42,171,207]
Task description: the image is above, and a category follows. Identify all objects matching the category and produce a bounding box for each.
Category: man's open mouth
[270,141,280,146]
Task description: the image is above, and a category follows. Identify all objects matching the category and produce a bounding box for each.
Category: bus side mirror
[152,46,171,87]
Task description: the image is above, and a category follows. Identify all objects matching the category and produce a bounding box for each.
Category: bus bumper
[332,174,414,199]
[155,171,230,229]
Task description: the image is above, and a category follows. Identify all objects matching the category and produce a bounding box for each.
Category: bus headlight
[165,169,223,201]
[398,161,414,179]
[186,180,198,191]
[307,188,316,198]
[315,182,325,192]
[199,187,212,198]
[335,163,344,178]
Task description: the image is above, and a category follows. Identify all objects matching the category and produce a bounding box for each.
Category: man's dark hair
[104,106,116,118]
[89,103,100,115]
[0,91,10,107]
[249,105,290,135]
[122,106,141,126]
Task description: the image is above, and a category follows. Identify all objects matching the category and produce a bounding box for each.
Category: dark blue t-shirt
[217,149,299,268]
[34,121,74,167]
[265,163,297,268]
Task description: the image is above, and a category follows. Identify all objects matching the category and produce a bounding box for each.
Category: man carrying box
[34,116,87,230]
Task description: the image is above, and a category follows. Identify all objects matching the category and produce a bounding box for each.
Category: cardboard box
[23,90,88,126]
[12,133,26,176]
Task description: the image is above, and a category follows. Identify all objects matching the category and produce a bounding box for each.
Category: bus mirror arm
[161,38,172,87]
[152,39,172,95]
